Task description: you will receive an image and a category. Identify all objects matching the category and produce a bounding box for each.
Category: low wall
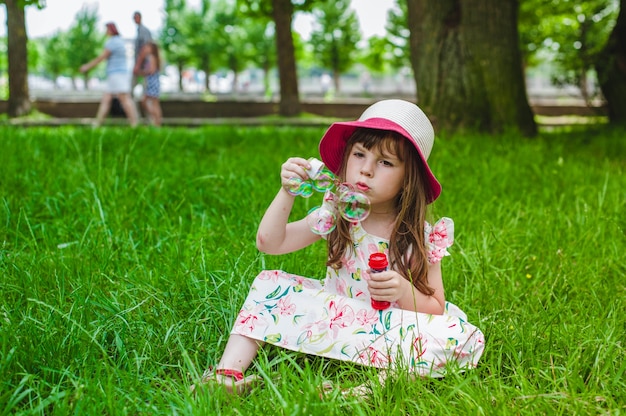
[0,99,607,120]
[2,99,370,119]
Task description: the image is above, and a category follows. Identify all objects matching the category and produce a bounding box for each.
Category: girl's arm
[80,49,111,73]
[133,48,147,75]
[256,158,322,254]
[368,261,446,315]
[398,261,445,314]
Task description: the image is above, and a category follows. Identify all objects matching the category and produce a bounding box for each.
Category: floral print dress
[231,217,485,377]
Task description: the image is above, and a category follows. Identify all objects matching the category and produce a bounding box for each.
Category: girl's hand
[367,270,408,303]
[280,157,311,193]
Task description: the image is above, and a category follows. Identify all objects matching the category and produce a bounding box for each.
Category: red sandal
[191,368,262,395]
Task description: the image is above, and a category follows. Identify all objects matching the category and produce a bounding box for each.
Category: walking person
[79,22,138,127]
[131,11,153,96]
[137,42,162,126]
[192,99,485,395]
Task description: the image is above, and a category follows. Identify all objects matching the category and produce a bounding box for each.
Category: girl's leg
[141,95,150,123]
[94,93,113,126]
[117,93,139,127]
[216,334,264,372]
[147,97,162,126]
[191,334,264,394]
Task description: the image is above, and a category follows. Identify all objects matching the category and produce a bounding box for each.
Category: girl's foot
[319,380,371,399]
[320,370,388,399]
[191,368,262,395]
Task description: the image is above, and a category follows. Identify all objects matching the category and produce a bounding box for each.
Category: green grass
[1,124,624,415]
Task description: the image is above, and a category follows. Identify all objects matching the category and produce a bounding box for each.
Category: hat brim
[318,118,441,204]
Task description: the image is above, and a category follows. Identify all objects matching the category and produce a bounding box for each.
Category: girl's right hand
[280,157,311,193]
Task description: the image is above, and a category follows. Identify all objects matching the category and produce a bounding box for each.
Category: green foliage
[0,35,6,74]
[241,18,277,94]
[216,5,249,81]
[0,0,45,7]
[181,0,230,91]
[38,31,69,85]
[309,0,361,87]
[65,5,105,84]
[357,1,409,75]
[0,48,5,100]
[238,0,333,17]
[383,0,409,70]
[26,37,40,72]
[0,124,624,414]
[359,36,389,74]
[519,0,619,97]
[161,0,194,76]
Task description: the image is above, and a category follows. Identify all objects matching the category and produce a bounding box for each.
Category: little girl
[137,42,162,126]
[195,99,485,394]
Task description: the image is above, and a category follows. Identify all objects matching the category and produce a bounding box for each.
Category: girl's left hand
[367,270,408,303]
[279,157,311,193]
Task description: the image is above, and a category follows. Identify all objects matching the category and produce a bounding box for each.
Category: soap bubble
[286,177,314,197]
[306,203,337,235]
[337,186,370,222]
[311,168,336,192]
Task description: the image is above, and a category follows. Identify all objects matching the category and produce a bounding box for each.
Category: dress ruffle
[425,217,454,264]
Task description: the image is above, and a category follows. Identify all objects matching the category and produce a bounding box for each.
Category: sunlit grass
[1,124,624,414]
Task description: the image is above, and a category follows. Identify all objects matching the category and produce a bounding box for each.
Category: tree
[40,31,69,88]
[214,7,249,92]
[161,0,193,91]
[271,0,300,115]
[309,0,361,92]
[2,0,44,117]
[65,5,103,90]
[183,0,223,93]
[407,0,537,136]
[0,38,6,96]
[242,18,277,97]
[519,0,619,104]
[595,0,626,124]
[385,0,410,71]
[360,35,393,74]
[239,0,329,116]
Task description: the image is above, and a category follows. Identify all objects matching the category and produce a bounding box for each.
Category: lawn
[1,124,624,415]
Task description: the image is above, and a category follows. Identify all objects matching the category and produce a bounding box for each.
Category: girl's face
[344,141,405,211]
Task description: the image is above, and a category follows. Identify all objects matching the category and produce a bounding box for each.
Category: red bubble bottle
[368,253,391,310]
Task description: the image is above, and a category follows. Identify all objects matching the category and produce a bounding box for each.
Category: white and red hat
[319,99,441,203]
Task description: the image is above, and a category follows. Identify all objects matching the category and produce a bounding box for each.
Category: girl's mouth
[356,182,370,192]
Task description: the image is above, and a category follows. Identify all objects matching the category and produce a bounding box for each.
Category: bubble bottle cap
[306,158,326,179]
[368,253,388,271]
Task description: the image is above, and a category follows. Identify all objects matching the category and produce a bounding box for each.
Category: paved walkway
[2,116,339,128]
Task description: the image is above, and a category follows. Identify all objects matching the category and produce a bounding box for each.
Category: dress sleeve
[424,217,454,264]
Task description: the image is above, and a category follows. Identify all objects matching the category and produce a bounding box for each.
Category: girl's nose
[360,160,374,177]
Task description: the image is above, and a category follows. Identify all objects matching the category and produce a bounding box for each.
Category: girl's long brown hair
[326,128,434,295]
[145,42,161,71]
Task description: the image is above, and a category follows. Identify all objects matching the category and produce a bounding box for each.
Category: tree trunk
[178,61,184,91]
[201,56,212,93]
[408,0,536,136]
[6,0,32,117]
[272,0,301,116]
[595,0,626,125]
[333,69,341,92]
[263,62,271,99]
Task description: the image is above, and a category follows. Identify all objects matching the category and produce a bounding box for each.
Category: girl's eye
[353,151,365,158]
[380,160,393,167]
